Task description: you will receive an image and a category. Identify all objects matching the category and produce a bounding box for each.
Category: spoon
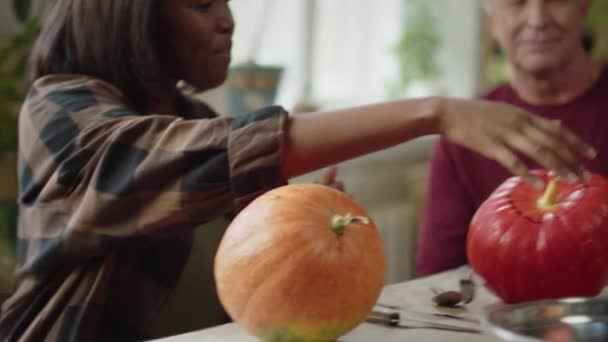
[431,288,463,307]
[431,274,475,308]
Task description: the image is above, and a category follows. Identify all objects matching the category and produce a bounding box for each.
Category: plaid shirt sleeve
[0,75,288,341]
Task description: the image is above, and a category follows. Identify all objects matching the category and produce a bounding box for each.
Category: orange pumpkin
[214,184,385,342]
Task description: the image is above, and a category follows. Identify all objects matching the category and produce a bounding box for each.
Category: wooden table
[153,267,504,342]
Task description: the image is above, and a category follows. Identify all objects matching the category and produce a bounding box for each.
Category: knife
[366,310,482,334]
[375,302,480,324]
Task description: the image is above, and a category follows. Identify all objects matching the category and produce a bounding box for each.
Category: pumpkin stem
[537,178,560,209]
[330,213,370,236]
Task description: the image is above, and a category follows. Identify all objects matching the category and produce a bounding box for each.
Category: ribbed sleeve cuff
[228,106,289,209]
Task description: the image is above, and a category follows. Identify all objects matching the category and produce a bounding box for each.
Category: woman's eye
[191,1,213,11]
[191,0,231,12]
[499,0,526,7]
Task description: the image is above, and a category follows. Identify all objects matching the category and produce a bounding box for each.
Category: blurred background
[208,0,608,284]
[0,0,607,300]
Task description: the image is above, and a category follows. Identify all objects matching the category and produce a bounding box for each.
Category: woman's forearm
[282,95,595,184]
[281,97,444,179]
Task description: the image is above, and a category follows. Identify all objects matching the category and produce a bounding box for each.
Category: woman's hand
[440,99,596,188]
[319,165,345,192]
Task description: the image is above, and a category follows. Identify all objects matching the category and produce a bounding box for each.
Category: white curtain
[230,0,403,109]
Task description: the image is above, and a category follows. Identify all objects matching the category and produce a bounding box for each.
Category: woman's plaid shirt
[0,75,287,341]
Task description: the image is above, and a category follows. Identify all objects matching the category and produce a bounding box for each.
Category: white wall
[229,0,404,109]
[435,0,484,98]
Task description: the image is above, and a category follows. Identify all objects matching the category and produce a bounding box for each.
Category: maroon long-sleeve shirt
[416,67,608,277]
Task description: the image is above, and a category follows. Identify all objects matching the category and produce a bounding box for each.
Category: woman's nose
[217,12,235,34]
[526,0,551,28]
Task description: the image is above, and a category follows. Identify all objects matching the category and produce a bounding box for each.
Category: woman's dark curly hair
[29,0,166,110]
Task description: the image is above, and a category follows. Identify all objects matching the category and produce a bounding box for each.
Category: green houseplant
[0,19,40,158]
[587,0,608,59]
[0,0,40,299]
[388,0,441,98]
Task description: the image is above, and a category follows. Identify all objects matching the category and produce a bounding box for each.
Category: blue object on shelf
[227,62,283,117]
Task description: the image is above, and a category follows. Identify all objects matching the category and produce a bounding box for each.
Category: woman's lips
[521,39,560,51]
[212,42,232,63]
[213,41,232,54]
[214,49,231,63]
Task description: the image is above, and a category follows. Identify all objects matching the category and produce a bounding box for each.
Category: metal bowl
[483,297,608,342]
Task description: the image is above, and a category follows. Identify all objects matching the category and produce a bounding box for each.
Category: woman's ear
[177,80,201,96]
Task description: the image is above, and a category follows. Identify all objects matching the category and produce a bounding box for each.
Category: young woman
[0,0,595,340]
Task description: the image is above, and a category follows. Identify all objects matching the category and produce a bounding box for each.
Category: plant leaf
[12,0,32,22]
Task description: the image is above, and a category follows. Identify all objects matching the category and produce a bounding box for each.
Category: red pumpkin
[214,184,385,341]
[468,170,608,303]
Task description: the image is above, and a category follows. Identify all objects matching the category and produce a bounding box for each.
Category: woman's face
[161,0,234,91]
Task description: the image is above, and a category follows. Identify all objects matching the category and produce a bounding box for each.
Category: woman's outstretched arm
[283,97,595,187]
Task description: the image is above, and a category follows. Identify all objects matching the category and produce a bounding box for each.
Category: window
[230,0,484,110]
[230,0,404,110]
